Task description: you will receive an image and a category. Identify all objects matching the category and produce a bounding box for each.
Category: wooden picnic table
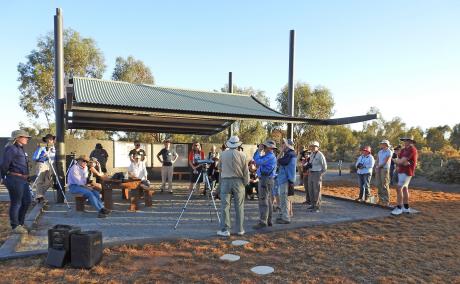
[101,178,153,211]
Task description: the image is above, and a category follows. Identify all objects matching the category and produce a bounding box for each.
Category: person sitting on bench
[128,154,150,189]
[68,155,110,218]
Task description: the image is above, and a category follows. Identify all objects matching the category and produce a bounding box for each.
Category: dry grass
[0,202,10,246]
[0,183,459,283]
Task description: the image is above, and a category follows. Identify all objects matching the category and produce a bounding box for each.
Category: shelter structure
[65,77,376,135]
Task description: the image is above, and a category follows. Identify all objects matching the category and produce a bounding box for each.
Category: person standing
[129,141,147,162]
[206,145,220,194]
[90,143,109,173]
[276,138,297,224]
[188,142,205,193]
[300,150,311,205]
[307,141,327,212]
[252,140,277,229]
[355,146,375,202]
[1,130,32,234]
[392,136,418,215]
[32,133,56,203]
[157,139,178,193]
[216,136,249,237]
[390,145,401,185]
[68,155,110,218]
[245,161,259,200]
[376,140,393,206]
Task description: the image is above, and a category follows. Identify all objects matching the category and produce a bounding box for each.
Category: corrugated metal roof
[72,77,288,118]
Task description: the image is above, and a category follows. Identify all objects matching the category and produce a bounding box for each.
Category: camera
[356,163,364,169]
[305,163,313,169]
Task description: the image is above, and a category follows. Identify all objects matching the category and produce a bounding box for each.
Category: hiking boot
[12,225,28,234]
[98,210,108,218]
[252,222,267,230]
[276,219,290,224]
[391,207,403,216]
[169,190,173,194]
[217,229,230,237]
[101,208,111,215]
[307,205,315,211]
[237,230,245,236]
[267,221,273,227]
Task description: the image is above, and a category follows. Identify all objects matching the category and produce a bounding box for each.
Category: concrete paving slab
[3,182,391,256]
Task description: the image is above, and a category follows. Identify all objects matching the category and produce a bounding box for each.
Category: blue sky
[0,1,459,137]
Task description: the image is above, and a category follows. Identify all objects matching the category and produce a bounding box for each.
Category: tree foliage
[112,56,154,84]
[17,29,105,127]
[449,123,460,150]
[276,82,334,148]
[426,125,451,152]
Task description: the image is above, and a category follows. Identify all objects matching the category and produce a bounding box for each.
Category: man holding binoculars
[355,146,375,202]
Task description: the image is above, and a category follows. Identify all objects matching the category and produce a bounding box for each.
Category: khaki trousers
[376,168,390,204]
[308,171,323,208]
[35,162,52,199]
[161,166,173,190]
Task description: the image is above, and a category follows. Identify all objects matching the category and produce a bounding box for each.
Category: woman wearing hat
[355,146,375,202]
[376,140,393,206]
[392,136,418,215]
[31,134,56,203]
[1,130,32,234]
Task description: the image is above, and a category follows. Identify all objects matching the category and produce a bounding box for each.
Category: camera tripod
[174,165,221,230]
[30,150,71,209]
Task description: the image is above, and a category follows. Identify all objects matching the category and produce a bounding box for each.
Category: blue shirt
[32,146,56,163]
[1,143,29,177]
[253,150,277,178]
[277,149,297,185]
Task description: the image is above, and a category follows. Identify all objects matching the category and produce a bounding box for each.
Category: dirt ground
[0,202,9,246]
[0,182,459,283]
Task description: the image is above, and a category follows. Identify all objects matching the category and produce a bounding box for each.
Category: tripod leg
[205,175,221,224]
[48,161,71,209]
[174,171,202,230]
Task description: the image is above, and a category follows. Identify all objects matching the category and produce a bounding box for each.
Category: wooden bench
[74,195,85,212]
[173,171,189,181]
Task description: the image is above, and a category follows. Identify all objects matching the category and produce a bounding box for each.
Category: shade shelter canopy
[66,77,376,135]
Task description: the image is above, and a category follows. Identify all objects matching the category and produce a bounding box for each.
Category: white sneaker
[391,207,403,215]
[402,207,411,214]
[237,230,245,236]
[217,230,230,237]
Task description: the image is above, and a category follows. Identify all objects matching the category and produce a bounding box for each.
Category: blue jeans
[5,175,32,229]
[69,184,104,211]
[358,173,372,199]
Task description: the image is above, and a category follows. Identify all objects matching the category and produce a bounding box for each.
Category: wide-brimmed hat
[400,136,416,144]
[226,136,243,149]
[263,139,277,149]
[361,146,372,153]
[9,129,31,141]
[77,155,90,162]
[282,138,295,150]
[379,139,391,147]
[42,134,56,143]
[89,157,98,162]
[309,141,320,148]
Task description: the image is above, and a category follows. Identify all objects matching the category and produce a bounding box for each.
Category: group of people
[354,136,418,215]
[216,136,328,237]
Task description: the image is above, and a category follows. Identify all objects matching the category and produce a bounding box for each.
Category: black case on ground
[46,224,81,267]
[70,230,103,269]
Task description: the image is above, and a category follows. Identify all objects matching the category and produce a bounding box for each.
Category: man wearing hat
[217,136,249,237]
[392,136,418,215]
[376,139,393,206]
[1,130,32,234]
[307,141,327,212]
[31,133,56,203]
[276,138,297,224]
[156,138,178,193]
[252,139,277,229]
[90,143,109,173]
[68,155,110,218]
[355,146,375,202]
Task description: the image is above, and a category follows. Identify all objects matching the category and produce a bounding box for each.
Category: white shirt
[310,151,327,173]
[67,164,88,186]
[128,161,148,180]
